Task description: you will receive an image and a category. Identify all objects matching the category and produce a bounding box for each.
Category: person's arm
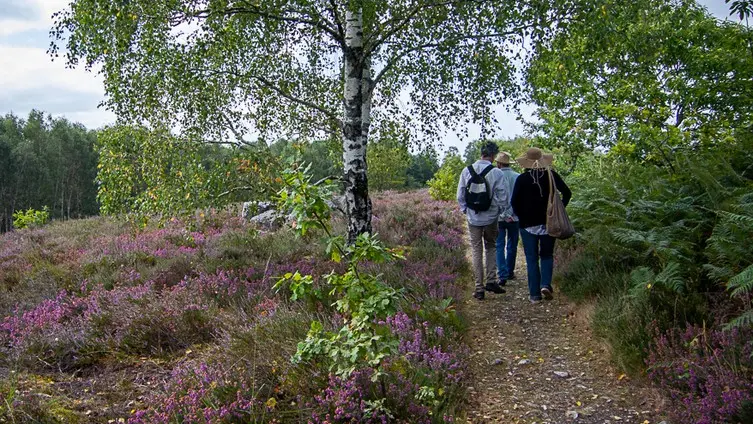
[457,167,468,213]
[553,171,572,207]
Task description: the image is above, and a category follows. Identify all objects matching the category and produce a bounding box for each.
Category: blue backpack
[465,165,494,213]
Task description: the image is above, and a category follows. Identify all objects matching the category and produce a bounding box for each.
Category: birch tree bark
[342,6,371,243]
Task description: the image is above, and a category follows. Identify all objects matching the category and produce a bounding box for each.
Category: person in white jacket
[494,151,520,286]
[457,142,510,300]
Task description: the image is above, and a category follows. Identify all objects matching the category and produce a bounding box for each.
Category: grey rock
[241,201,274,219]
[517,359,532,366]
[493,358,504,366]
[553,371,571,378]
[566,410,579,420]
[249,209,284,230]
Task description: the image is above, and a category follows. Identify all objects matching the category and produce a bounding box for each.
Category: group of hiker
[457,142,572,303]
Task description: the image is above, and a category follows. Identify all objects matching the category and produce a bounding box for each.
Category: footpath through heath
[463,247,665,424]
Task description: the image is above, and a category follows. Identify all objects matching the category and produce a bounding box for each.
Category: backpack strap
[478,164,494,178]
[467,165,479,179]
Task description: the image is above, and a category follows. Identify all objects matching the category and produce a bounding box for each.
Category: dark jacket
[511,169,572,228]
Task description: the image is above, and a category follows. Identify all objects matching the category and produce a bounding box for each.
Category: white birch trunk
[342,6,371,244]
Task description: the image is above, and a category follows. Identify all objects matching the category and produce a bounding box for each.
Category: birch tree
[50,0,564,242]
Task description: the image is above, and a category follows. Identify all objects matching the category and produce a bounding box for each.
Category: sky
[0,0,737,154]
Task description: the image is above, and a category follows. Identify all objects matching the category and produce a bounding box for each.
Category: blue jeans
[496,221,519,280]
[519,229,556,300]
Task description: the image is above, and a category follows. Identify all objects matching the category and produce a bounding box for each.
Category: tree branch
[364,0,472,56]
[371,29,526,89]
[220,111,258,148]
[182,2,343,47]
[186,67,342,129]
[327,0,345,43]
[216,186,257,198]
[252,76,342,128]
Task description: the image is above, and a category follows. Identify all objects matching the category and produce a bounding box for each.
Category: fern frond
[702,263,734,282]
[612,228,649,245]
[723,309,753,331]
[656,262,685,294]
[717,210,753,226]
[728,264,753,298]
[629,266,654,297]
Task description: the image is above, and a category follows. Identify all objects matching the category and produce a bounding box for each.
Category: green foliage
[50,0,568,145]
[705,193,753,329]
[528,0,753,164]
[406,148,440,188]
[558,142,753,371]
[12,207,50,229]
[96,124,279,225]
[277,165,335,237]
[428,152,465,201]
[274,165,405,377]
[0,111,98,232]
[368,139,411,191]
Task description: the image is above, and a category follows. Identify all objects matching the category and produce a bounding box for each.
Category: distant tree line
[0,111,442,231]
[0,111,99,232]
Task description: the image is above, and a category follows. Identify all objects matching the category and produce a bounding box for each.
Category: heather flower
[647,324,753,423]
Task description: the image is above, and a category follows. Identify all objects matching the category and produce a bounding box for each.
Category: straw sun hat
[494,151,512,165]
[516,147,553,169]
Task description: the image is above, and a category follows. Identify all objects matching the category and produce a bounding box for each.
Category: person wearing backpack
[511,148,572,304]
[457,141,509,300]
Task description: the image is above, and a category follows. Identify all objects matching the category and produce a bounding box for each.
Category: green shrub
[556,148,752,374]
[427,153,464,201]
[12,207,50,229]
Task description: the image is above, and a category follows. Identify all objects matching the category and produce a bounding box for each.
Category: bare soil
[462,248,666,424]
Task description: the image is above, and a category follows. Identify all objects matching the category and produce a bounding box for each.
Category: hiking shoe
[485,283,506,294]
[529,297,542,304]
[498,278,507,287]
[507,273,516,280]
[473,291,485,300]
[541,287,553,300]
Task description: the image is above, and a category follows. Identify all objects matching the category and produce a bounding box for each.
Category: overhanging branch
[252,76,343,128]
[371,29,527,90]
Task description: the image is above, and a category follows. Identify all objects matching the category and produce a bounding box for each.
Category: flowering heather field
[0,190,469,423]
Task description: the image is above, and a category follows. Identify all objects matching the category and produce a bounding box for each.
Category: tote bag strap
[547,168,558,206]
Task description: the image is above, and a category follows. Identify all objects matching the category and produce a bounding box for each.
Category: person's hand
[505,217,514,223]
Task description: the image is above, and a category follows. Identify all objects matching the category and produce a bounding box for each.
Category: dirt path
[463,247,665,424]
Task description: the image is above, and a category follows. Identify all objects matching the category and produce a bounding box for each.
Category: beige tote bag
[546,169,575,239]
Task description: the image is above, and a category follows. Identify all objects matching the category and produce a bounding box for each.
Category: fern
[724,309,753,331]
[717,210,753,226]
[656,262,685,294]
[728,265,753,298]
[629,266,655,297]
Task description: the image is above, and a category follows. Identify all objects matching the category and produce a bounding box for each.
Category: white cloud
[0,0,114,127]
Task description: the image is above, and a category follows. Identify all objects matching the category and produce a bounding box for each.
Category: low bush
[556,143,753,416]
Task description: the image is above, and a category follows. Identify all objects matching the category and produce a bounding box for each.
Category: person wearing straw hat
[494,151,520,286]
[457,141,509,300]
[511,148,572,303]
